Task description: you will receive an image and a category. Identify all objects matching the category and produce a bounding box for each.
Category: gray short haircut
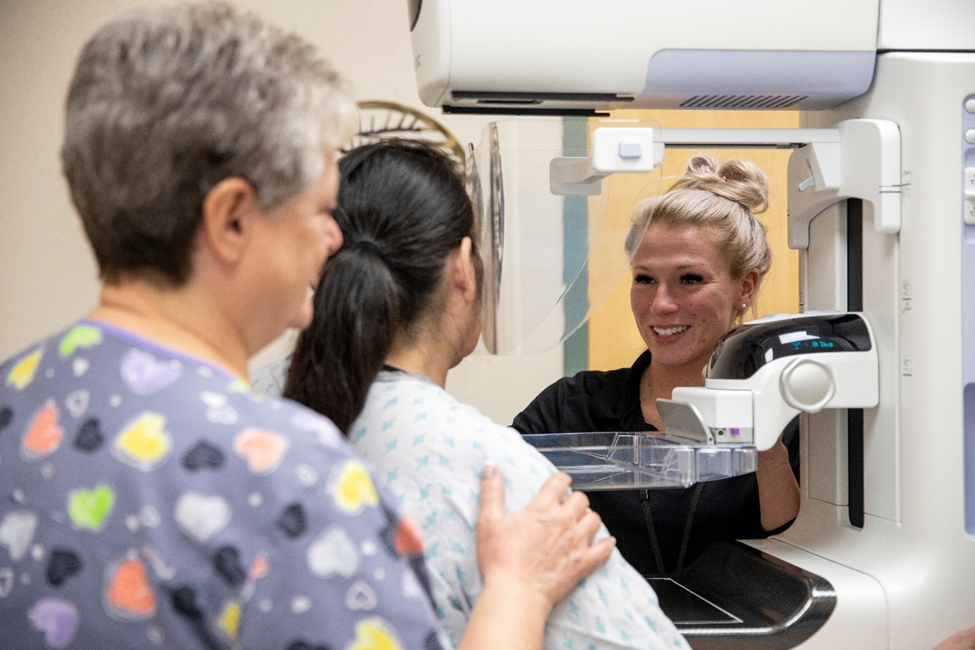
[61,2,358,285]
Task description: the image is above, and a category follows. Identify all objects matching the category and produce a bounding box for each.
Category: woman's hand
[476,464,614,607]
[455,463,615,650]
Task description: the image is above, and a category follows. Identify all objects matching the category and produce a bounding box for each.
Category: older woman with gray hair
[0,4,612,649]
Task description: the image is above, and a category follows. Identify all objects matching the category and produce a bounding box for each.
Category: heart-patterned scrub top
[0,321,447,650]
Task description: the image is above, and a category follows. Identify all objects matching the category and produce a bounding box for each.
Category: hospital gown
[351,370,690,650]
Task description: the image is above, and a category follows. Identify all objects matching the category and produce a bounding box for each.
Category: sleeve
[510,378,566,434]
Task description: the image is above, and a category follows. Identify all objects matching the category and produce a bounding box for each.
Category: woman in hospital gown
[284,140,690,650]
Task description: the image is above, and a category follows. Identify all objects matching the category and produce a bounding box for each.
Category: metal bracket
[787,119,903,250]
[547,121,904,244]
[550,127,664,195]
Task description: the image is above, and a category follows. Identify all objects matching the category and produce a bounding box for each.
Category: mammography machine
[408,1,975,648]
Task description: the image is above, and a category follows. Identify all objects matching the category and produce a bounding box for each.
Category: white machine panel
[411,0,879,112]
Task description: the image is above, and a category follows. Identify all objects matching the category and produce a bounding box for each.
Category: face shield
[466,116,665,355]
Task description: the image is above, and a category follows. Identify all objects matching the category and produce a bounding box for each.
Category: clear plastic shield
[468,116,665,355]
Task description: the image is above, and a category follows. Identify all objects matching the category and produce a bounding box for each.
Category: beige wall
[0,0,564,425]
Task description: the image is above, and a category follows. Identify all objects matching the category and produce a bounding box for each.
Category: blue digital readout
[790,340,837,351]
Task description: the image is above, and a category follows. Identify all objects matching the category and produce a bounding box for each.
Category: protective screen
[467,116,664,355]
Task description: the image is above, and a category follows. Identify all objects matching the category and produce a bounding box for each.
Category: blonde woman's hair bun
[676,153,769,214]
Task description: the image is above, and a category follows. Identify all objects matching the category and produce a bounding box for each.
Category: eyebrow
[632,261,711,273]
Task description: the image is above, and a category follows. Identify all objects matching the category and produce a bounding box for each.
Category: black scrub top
[512,351,800,577]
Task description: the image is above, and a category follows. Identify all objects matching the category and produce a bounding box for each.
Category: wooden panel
[588,110,800,372]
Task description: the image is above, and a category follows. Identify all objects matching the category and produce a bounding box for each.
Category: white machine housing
[409,1,975,648]
[662,313,879,452]
[410,0,974,114]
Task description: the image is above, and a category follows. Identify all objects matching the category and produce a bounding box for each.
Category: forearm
[756,440,801,531]
[455,577,551,650]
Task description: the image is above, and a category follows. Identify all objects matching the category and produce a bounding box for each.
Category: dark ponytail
[283,140,478,433]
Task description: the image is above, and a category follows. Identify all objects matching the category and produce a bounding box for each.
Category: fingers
[561,489,591,520]
[577,510,603,543]
[476,460,504,526]
[585,535,617,569]
[532,471,573,506]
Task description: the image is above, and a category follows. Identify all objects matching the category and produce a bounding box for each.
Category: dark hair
[61,2,355,286]
[283,140,479,433]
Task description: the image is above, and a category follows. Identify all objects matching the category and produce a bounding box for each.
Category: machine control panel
[706,313,872,381]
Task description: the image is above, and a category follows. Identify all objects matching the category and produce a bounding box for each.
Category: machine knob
[779,357,836,412]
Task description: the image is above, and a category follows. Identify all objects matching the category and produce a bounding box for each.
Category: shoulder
[511,366,630,434]
[355,371,534,460]
[354,373,555,504]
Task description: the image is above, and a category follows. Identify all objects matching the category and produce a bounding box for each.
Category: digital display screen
[708,313,872,380]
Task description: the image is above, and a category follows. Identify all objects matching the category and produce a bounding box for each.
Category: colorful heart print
[233,429,289,474]
[400,567,426,602]
[0,567,13,598]
[276,503,307,539]
[67,484,115,531]
[217,601,242,640]
[348,617,403,650]
[29,599,78,649]
[174,492,231,544]
[46,548,84,587]
[200,391,239,425]
[307,527,360,578]
[22,401,64,460]
[290,410,342,447]
[72,358,90,378]
[393,516,424,556]
[181,441,225,472]
[120,349,182,395]
[73,418,104,453]
[0,406,12,432]
[64,390,90,418]
[58,325,103,358]
[113,412,172,471]
[7,349,42,390]
[0,510,38,560]
[105,557,156,619]
[332,460,380,514]
[345,580,378,611]
[213,546,247,587]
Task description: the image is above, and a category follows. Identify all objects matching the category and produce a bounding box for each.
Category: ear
[199,177,261,265]
[447,237,477,303]
[738,267,760,306]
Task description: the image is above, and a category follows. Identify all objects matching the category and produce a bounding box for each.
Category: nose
[324,215,343,255]
[650,283,678,315]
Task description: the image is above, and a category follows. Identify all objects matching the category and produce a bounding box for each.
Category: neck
[385,330,455,388]
[639,353,710,429]
[646,359,708,399]
[88,280,250,380]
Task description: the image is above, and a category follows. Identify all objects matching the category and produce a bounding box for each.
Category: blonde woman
[514,154,801,577]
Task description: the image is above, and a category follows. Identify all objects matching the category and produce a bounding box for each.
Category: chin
[650,347,706,370]
[289,301,315,332]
